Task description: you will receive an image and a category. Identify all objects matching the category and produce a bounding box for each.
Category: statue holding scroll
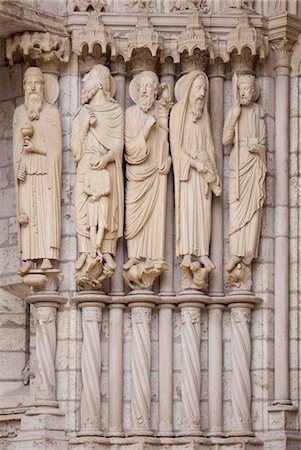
[123,71,172,290]
[223,74,267,291]
[71,65,124,290]
[170,70,221,291]
[13,67,62,278]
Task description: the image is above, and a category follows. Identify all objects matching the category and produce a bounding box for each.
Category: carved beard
[191,97,204,122]
[25,92,43,120]
[137,92,156,112]
[81,84,99,105]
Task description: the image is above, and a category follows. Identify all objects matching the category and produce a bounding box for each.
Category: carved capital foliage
[271,37,293,71]
[177,15,214,61]
[36,307,56,325]
[72,14,115,58]
[6,31,70,66]
[227,16,268,65]
[181,308,201,325]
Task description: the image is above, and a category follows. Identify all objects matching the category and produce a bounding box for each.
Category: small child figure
[84,152,111,259]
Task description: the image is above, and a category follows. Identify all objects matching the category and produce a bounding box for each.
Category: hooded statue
[170,70,221,289]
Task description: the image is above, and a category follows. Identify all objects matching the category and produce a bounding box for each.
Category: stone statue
[13,67,62,277]
[71,64,124,290]
[170,71,221,291]
[123,71,172,290]
[223,74,267,291]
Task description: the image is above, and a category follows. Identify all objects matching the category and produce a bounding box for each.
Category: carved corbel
[178,15,214,74]
[226,16,268,74]
[6,31,70,73]
[72,13,115,74]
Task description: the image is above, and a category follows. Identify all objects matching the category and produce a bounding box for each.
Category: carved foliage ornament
[6,32,70,66]
[170,0,210,14]
[124,0,156,13]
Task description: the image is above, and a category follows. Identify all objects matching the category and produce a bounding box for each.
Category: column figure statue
[123,71,172,291]
[170,70,221,291]
[71,64,124,290]
[223,74,267,291]
[13,67,62,277]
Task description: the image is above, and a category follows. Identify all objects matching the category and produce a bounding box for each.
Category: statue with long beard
[13,67,62,278]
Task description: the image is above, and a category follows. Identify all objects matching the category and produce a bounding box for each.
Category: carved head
[237,74,257,106]
[188,73,207,121]
[136,71,159,112]
[23,67,45,120]
[81,64,115,104]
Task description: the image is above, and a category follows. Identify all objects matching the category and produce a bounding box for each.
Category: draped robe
[125,104,168,260]
[13,103,61,261]
[170,72,220,258]
[223,103,266,259]
[71,101,124,255]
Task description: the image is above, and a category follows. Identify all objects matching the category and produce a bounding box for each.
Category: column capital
[271,37,293,74]
[208,58,226,78]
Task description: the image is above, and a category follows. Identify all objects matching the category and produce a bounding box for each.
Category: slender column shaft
[207,305,224,436]
[110,57,126,295]
[79,303,104,436]
[229,303,253,435]
[34,305,58,405]
[129,302,154,436]
[272,38,292,404]
[159,60,175,296]
[108,305,125,436]
[179,303,204,436]
[208,60,225,296]
[158,304,174,436]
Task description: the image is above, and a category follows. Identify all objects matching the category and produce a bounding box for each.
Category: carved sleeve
[222,108,237,147]
[125,108,149,165]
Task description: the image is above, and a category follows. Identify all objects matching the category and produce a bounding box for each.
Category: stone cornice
[0,1,67,38]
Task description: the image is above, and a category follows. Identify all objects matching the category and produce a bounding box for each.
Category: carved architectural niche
[67,0,108,13]
[124,0,156,13]
[178,15,214,74]
[170,0,210,14]
[6,31,70,67]
[226,16,268,73]
[72,13,115,72]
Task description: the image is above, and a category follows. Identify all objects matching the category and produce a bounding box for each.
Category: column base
[77,430,103,437]
[126,430,154,437]
[177,430,203,437]
[266,404,300,450]
[11,408,67,449]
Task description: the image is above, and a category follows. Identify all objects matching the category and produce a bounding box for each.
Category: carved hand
[159,156,171,175]
[142,115,156,139]
[88,110,97,127]
[194,160,208,174]
[18,167,26,181]
[249,146,260,155]
[23,138,36,153]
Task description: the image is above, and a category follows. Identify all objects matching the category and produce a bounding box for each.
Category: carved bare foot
[103,253,116,270]
[123,257,140,270]
[18,260,33,276]
[75,253,87,271]
[199,255,215,270]
[181,254,192,268]
[226,255,241,272]
[41,258,52,270]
